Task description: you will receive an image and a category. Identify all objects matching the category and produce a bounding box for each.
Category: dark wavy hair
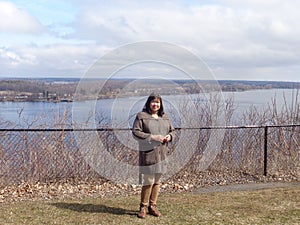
[142,93,165,117]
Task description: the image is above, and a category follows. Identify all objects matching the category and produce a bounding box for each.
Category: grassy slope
[0,185,299,225]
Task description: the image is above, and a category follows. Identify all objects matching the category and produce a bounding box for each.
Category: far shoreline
[0,78,299,103]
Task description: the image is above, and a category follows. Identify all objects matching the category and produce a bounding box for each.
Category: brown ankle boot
[148,204,161,217]
[137,204,147,219]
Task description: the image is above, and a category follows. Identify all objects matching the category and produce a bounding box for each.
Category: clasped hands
[151,134,171,143]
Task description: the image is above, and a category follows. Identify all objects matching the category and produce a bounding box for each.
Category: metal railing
[0,124,299,186]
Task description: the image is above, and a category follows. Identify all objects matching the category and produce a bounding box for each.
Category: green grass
[0,185,299,225]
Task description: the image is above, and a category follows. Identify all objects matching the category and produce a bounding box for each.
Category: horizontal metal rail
[0,124,299,132]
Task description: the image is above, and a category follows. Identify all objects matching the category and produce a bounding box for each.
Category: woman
[132,93,175,219]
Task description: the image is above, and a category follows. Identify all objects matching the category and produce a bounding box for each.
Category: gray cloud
[0,1,43,33]
[0,0,299,81]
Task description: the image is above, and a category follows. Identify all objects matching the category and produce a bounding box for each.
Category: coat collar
[138,111,169,120]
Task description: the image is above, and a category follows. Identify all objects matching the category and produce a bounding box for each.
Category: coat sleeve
[162,114,175,142]
[132,113,152,142]
[168,119,175,142]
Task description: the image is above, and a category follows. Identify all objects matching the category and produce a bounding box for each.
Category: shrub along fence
[0,124,299,186]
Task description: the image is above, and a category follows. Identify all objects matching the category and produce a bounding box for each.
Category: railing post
[263,126,268,176]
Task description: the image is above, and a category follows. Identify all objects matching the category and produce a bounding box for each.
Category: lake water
[0,88,298,129]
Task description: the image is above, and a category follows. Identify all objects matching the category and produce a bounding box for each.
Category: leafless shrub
[208,90,299,178]
[0,90,299,186]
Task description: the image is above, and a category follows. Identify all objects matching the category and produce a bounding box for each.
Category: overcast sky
[0,0,300,81]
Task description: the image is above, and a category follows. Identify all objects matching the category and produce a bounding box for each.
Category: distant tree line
[0,78,299,102]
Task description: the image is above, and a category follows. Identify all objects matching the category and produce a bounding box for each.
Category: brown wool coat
[132,111,175,175]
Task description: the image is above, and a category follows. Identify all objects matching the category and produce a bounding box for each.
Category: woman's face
[149,98,161,114]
